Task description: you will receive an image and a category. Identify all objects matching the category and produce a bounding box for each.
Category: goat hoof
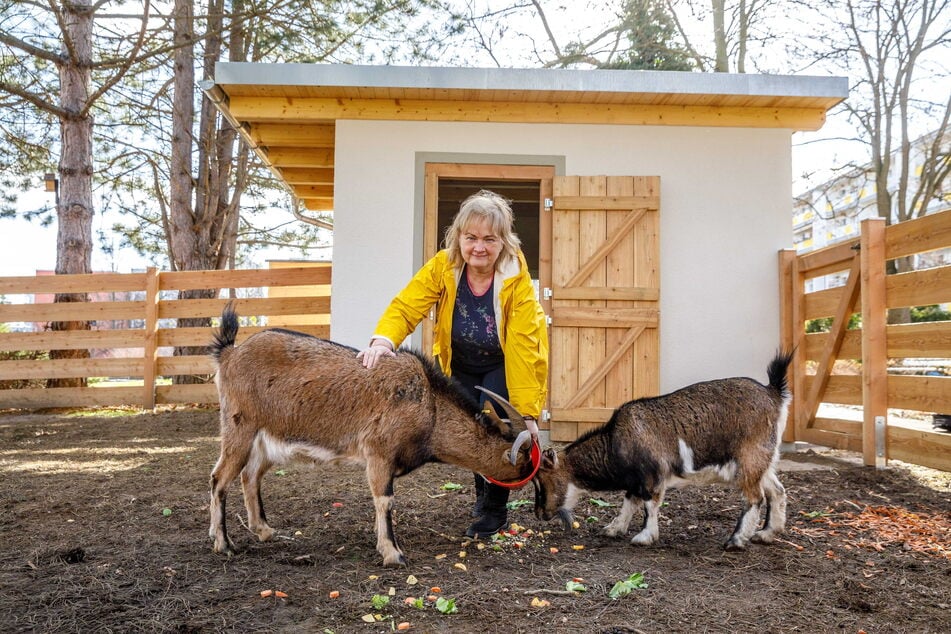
[751,531,775,545]
[629,531,656,546]
[724,540,748,551]
[383,554,407,568]
[253,526,275,542]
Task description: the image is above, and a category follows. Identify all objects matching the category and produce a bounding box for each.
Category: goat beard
[557,507,574,531]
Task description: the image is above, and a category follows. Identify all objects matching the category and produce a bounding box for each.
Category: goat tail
[766,349,794,398]
[210,302,240,361]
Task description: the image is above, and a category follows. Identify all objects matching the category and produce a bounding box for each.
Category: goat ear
[541,447,558,468]
[481,406,511,436]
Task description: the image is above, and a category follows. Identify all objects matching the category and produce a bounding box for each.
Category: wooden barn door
[548,176,660,442]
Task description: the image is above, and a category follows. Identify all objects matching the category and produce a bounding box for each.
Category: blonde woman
[358,190,548,538]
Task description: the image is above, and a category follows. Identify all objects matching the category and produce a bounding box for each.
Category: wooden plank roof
[203,63,848,213]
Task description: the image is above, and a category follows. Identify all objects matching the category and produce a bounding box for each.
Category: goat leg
[240,442,275,543]
[602,494,638,537]
[209,444,250,555]
[366,459,407,567]
[751,469,786,545]
[630,488,666,546]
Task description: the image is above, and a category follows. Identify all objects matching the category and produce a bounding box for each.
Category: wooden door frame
[422,161,555,419]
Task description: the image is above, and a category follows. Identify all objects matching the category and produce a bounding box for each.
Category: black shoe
[465,482,509,538]
[466,513,508,538]
[471,473,485,518]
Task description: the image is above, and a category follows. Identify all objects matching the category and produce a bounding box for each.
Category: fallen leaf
[530,597,550,608]
[406,574,418,585]
[458,551,466,558]
[360,614,376,623]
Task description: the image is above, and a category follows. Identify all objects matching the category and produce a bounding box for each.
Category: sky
[3,191,61,277]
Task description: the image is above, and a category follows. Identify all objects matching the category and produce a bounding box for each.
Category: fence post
[860,219,887,468]
[142,267,160,409]
[790,252,807,441]
[778,249,797,443]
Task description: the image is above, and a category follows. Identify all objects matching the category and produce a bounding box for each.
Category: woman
[358,189,549,538]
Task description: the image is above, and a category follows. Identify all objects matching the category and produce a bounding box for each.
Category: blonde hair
[443,190,522,270]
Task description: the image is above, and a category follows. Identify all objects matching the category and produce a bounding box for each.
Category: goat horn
[509,430,532,466]
[475,386,524,423]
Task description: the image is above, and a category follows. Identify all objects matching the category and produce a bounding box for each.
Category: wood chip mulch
[793,504,951,559]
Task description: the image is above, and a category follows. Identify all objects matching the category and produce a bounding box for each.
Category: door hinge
[541,409,551,423]
[543,287,553,300]
[544,198,553,210]
[546,315,552,326]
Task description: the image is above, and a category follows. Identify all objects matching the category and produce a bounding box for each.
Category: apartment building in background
[793,129,950,292]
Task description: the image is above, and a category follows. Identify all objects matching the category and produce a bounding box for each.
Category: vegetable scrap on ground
[1,406,949,633]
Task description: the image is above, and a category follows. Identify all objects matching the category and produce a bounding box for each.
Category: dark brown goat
[208,306,533,566]
[533,352,792,551]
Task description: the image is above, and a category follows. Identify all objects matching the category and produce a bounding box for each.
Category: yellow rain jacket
[371,249,549,418]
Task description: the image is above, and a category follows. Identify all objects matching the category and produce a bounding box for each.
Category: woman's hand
[357,341,396,369]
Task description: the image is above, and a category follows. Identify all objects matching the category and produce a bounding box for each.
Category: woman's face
[459,216,502,273]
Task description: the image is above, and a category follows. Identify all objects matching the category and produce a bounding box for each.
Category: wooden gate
[548,176,660,441]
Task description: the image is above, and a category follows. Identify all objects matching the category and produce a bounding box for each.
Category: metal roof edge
[212,62,848,101]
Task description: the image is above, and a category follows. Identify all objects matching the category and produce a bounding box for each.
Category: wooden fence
[779,209,951,472]
[0,264,331,409]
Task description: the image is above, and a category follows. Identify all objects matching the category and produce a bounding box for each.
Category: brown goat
[533,352,792,551]
[208,306,534,567]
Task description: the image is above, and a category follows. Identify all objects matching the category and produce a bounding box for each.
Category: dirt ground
[1,406,948,634]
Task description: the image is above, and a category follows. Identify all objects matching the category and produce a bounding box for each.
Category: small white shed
[204,63,847,440]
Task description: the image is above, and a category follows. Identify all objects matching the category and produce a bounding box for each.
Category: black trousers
[451,363,508,415]
[451,363,510,516]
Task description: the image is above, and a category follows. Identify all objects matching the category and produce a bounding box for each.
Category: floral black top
[451,265,504,372]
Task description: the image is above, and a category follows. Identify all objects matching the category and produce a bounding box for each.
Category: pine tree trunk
[167,0,247,385]
[49,0,94,389]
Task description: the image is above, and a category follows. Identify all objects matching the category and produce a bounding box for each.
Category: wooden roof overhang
[202,63,848,216]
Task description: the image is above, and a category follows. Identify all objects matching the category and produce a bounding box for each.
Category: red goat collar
[482,436,541,490]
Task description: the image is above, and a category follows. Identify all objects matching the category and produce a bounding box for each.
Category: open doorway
[421,162,555,353]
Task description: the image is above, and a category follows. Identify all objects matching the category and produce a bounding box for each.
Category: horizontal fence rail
[780,209,951,472]
[0,264,331,409]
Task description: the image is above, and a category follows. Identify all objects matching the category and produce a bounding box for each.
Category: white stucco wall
[331,119,791,392]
